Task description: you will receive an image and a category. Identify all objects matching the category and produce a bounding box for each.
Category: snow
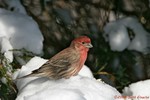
[104,17,150,54]
[1,37,13,62]
[14,56,123,100]
[104,19,130,51]
[3,0,27,14]
[122,79,150,100]
[78,64,94,78]
[0,8,43,63]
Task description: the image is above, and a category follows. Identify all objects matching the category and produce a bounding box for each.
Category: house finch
[20,36,93,79]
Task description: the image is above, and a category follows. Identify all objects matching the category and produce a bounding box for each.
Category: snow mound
[104,21,130,51]
[104,17,150,54]
[122,80,150,100]
[78,64,94,78]
[0,8,43,63]
[14,57,122,100]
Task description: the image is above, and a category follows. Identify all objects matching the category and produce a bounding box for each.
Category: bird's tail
[16,72,45,80]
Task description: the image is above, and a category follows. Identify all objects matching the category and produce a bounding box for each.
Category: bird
[19,36,93,80]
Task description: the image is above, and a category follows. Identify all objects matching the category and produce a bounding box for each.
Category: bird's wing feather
[40,47,79,69]
[30,48,80,78]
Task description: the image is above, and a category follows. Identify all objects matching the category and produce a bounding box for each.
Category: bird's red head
[71,36,93,51]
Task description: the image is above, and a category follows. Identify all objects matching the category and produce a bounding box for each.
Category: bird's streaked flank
[19,36,93,79]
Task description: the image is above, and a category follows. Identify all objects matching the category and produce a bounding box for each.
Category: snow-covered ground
[14,57,123,100]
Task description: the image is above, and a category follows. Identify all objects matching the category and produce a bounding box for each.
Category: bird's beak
[85,43,93,48]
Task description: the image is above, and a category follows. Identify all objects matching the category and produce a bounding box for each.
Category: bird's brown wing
[26,48,80,79]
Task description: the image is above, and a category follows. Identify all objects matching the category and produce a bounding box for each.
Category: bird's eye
[82,42,85,44]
